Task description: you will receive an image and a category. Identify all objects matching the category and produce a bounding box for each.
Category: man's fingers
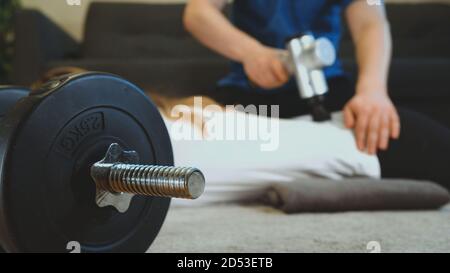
[378,113,390,151]
[271,60,289,83]
[390,109,401,139]
[253,72,277,89]
[343,106,355,128]
[367,112,380,155]
[355,110,370,152]
[262,68,285,89]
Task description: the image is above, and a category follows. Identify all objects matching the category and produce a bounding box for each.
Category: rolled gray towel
[261,179,450,213]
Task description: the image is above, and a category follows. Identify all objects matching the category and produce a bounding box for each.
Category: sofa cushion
[340,3,450,58]
[83,2,224,60]
[343,58,450,97]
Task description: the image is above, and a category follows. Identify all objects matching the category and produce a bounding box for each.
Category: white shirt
[162,105,380,205]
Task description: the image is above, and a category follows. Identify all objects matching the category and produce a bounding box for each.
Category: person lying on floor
[34,68,450,207]
[151,94,450,206]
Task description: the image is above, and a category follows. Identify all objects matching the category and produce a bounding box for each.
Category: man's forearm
[344,2,400,155]
[355,21,392,92]
[183,0,261,62]
[346,1,392,93]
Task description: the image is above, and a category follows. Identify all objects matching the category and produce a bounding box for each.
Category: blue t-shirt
[218,0,354,92]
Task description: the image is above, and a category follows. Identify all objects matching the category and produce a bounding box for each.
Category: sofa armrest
[11,9,79,85]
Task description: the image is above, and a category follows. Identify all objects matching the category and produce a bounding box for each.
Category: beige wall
[22,0,450,41]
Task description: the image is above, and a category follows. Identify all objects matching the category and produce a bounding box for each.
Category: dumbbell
[0,87,31,253]
[0,87,30,118]
[0,72,205,253]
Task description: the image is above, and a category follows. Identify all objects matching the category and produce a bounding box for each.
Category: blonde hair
[31,66,87,91]
[35,67,222,124]
[148,92,223,119]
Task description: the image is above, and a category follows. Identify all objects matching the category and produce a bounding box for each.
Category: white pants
[163,107,380,206]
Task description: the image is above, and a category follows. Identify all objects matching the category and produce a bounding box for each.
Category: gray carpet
[149,204,450,253]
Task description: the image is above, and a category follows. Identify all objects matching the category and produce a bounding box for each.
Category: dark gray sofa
[11,2,450,127]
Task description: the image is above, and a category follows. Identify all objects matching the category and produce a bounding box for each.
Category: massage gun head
[308,96,332,122]
[285,33,336,122]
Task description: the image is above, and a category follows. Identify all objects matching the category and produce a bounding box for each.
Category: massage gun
[281,33,336,122]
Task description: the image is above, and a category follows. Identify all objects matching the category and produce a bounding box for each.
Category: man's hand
[242,45,289,89]
[344,1,398,155]
[343,86,400,155]
[184,0,289,90]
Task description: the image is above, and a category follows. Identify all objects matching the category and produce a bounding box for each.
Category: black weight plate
[0,87,30,118]
[0,73,172,252]
[0,86,30,252]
